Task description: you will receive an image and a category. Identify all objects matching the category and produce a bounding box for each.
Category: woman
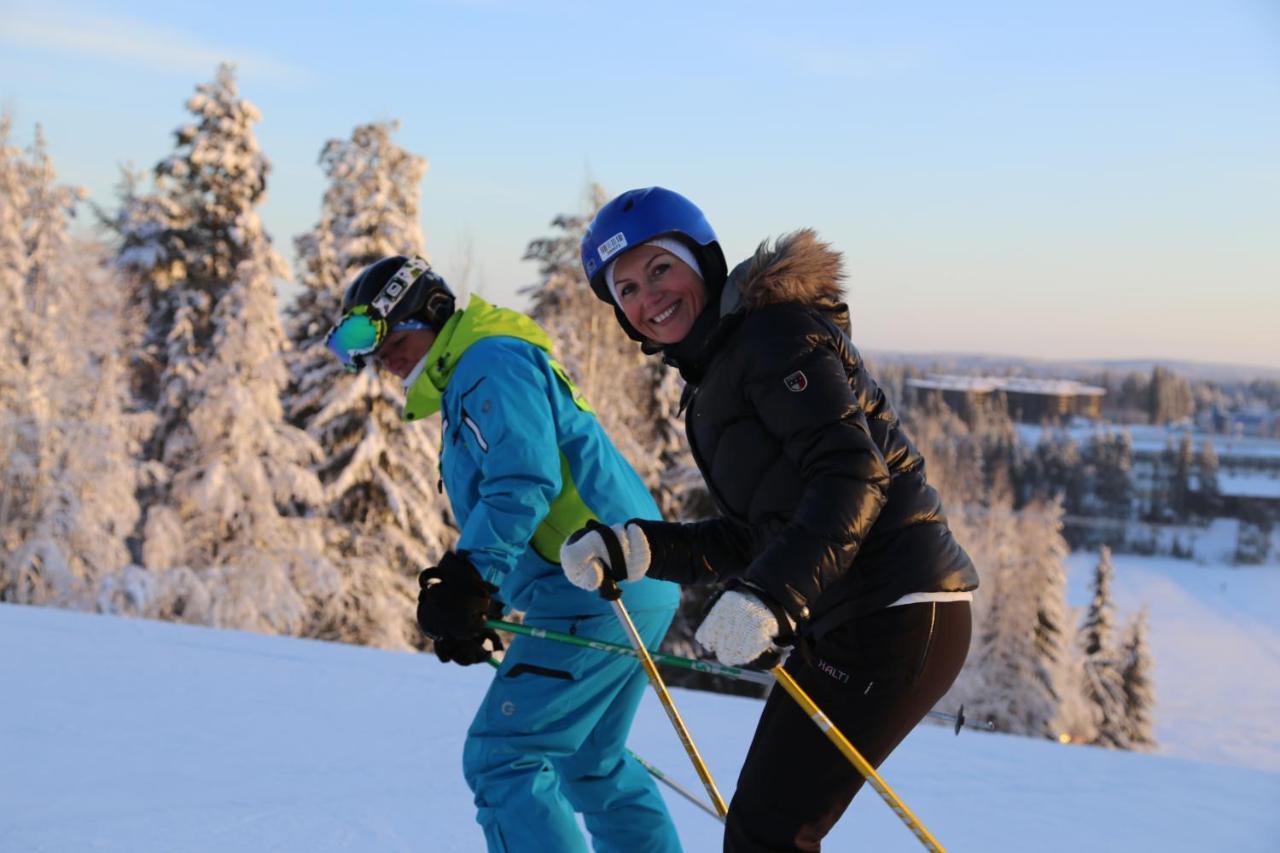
[559,188,980,851]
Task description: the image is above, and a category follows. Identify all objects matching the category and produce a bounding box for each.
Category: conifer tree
[1028,502,1071,701]
[1083,430,1133,521]
[645,359,704,520]
[1120,608,1157,750]
[0,121,140,608]
[0,114,29,414]
[286,120,450,649]
[1172,431,1195,519]
[103,168,187,409]
[109,65,334,633]
[1081,546,1129,747]
[522,184,648,460]
[0,114,37,600]
[1196,436,1221,517]
[1148,366,1194,425]
[960,500,1074,738]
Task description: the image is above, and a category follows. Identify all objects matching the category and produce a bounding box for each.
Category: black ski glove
[417,551,504,667]
[432,633,503,666]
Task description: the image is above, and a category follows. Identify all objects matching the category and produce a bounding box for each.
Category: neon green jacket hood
[403,295,555,421]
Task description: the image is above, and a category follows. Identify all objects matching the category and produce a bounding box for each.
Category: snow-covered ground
[3,551,1279,852]
[1064,549,1280,774]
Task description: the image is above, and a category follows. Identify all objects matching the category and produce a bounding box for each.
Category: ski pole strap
[486,618,773,686]
[584,519,627,601]
[769,664,946,852]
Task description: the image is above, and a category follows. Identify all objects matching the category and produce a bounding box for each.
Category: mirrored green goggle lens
[326,311,384,371]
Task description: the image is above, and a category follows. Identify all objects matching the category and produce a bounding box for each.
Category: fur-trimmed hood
[662,228,851,382]
[726,228,846,311]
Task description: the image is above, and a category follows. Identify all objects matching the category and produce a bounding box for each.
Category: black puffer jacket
[639,230,978,635]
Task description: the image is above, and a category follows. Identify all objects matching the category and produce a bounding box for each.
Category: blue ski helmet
[581,187,727,307]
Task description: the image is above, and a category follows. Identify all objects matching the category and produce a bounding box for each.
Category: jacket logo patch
[783,370,808,392]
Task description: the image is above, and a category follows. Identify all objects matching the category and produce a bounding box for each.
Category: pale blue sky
[3,0,1277,368]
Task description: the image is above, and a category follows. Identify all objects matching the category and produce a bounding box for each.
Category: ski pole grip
[600,577,622,601]
[585,519,626,601]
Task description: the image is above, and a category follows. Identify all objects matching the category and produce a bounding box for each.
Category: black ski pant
[724,601,971,852]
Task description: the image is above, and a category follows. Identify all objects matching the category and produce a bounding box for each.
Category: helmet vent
[622,199,635,212]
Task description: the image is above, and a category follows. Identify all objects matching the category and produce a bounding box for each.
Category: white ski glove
[559,521,651,591]
[695,588,791,667]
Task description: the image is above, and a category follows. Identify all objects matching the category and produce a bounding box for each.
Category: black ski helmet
[341,255,456,332]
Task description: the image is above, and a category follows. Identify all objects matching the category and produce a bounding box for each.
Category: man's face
[375,328,437,379]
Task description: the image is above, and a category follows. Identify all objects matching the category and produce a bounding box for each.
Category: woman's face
[376,328,436,379]
[611,244,708,345]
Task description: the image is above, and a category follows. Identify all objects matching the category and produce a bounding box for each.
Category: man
[326,255,682,852]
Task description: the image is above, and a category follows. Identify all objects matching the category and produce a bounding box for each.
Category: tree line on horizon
[1,64,1153,751]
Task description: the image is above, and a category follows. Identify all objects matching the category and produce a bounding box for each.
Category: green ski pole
[486,618,771,685]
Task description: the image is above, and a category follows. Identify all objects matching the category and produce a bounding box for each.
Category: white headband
[604,237,703,304]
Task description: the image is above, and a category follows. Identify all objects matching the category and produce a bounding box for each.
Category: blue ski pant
[463,608,683,853]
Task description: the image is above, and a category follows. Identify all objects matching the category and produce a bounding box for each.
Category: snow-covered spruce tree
[0,113,29,420]
[957,500,1075,738]
[0,122,140,608]
[1020,500,1100,744]
[0,113,37,598]
[103,167,188,413]
[1171,431,1195,521]
[522,184,650,467]
[1080,545,1129,748]
[1195,436,1221,517]
[286,120,450,650]
[644,358,706,521]
[1082,430,1133,522]
[112,65,335,633]
[1120,607,1156,750]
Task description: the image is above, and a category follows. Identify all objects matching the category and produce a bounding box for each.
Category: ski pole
[769,664,945,852]
[483,657,724,823]
[488,618,984,733]
[929,704,994,735]
[626,748,725,822]
[600,576,728,818]
[578,518,729,819]
[486,618,772,685]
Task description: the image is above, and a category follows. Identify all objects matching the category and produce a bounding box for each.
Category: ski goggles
[325,305,430,372]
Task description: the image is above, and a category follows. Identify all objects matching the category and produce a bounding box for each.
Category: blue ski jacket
[403,296,679,617]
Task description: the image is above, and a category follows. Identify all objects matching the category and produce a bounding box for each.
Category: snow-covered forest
[4,65,1166,752]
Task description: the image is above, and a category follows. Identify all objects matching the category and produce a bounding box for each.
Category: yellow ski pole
[602,576,728,819]
[769,664,944,852]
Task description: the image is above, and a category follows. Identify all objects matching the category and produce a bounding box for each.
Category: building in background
[907,375,1106,424]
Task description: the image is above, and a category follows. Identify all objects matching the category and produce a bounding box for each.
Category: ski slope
[3,551,1278,851]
